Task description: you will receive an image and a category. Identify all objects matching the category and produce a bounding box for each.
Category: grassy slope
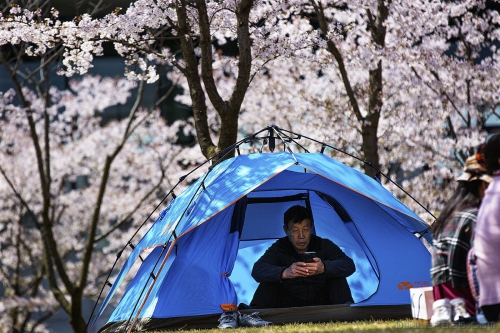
[153,319,498,333]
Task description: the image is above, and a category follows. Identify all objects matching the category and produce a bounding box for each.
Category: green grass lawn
[153,319,498,333]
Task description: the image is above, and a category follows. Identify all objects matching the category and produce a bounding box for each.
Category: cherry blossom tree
[0,72,199,332]
[0,2,204,328]
[201,0,500,219]
[2,1,500,331]
[3,0,497,214]
[22,0,495,215]
[1,0,303,161]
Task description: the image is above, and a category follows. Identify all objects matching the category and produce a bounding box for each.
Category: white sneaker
[450,298,471,322]
[430,299,452,326]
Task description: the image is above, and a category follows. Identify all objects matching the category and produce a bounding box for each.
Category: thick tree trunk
[175,0,254,161]
[217,108,240,159]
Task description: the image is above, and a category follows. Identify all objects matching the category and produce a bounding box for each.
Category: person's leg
[251,282,316,308]
[249,282,280,308]
[433,281,476,315]
[327,277,354,304]
[433,284,446,301]
[481,304,500,322]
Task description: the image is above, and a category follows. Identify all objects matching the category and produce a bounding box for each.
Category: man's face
[283,219,312,254]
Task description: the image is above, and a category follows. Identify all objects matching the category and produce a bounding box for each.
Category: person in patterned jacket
[430,155,491,326]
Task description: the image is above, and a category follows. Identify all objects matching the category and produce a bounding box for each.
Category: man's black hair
[283,205,312,228]
[485,133,500,174]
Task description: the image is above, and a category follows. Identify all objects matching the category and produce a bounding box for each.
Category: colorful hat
[475,143,487,170]
[457,155,492,183]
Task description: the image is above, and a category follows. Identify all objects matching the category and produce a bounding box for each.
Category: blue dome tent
[89,126,433,333]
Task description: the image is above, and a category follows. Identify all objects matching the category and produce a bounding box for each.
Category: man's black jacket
[251,234,355,302]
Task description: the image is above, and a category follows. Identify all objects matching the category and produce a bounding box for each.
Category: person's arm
[321,240,355,278]
[251,243,287,283]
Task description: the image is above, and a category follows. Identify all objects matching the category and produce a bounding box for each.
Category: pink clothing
[475,175,500,307]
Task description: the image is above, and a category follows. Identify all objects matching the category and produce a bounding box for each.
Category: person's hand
[304,257,325,275]
[281,258,324,279]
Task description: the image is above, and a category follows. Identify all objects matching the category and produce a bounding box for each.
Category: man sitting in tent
[249,205,355,308]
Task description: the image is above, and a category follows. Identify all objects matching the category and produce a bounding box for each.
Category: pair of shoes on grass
[218,310,272,329]
[430,298,472,326]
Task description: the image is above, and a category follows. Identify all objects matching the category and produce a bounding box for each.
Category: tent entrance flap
[230,189,380,306]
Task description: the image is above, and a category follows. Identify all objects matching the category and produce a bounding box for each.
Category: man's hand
[281,258,325,279]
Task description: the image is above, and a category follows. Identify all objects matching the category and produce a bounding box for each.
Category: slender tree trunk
[313,0,388,178]
[175,0,217,158]
[70,290,86,333]
[362,0,390,177]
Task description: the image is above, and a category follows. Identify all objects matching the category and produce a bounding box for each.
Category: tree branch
[95,153,168,242]
[175,0,216,157]
[311,0,364,122]
[1,51,74,304]
[93,74,179,242]
[0,165,40,229]
[228,0,253,111]
[411,66,469,125]
[196,0,225,112]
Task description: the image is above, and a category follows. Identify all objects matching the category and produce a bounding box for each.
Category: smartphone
[303,251,316,263]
